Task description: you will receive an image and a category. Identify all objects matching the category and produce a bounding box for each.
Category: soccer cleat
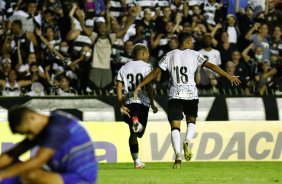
[172,153,182,169]
[183,139,192,161]
[135,162,145,169]
[132,116,139,133]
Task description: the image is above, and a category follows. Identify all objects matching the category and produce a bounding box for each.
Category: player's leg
[168,99,183,169]
[128,132,144,168]
[183,99,199,161]
[125,104,147,168]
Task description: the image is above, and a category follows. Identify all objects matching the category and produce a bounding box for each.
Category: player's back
[117,60,153,107]
[159,49,206,100]
[118,60,153,93]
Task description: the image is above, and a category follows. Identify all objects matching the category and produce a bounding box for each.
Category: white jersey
[117,60,153,107]
[3,81,21,96]
[158,49,206,100]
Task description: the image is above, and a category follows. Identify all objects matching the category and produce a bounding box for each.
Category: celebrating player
[117,43,158,169]
[134,32,241,169]
[0,106,98,184]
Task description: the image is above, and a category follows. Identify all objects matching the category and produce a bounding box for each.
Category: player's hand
[229,76,241,86]
[151,105,158,113]
[120,106,130,118]
[134,86,141,99]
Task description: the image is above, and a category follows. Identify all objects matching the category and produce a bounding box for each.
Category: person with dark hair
[117,43,158,169]
[10,20,39,65]
[0,69,33,96]
[41,9,61,40]
[0,106,98,183]
[7,0,42,32]
[245,22,270,60]
[134,32,240,169]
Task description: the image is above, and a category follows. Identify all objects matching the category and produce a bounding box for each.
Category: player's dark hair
[12,20,22,29]
[8,106,35,134]
[177,32,192,45]
[132,43,148,59]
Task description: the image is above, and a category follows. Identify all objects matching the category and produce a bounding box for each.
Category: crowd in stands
[0,0,282,96]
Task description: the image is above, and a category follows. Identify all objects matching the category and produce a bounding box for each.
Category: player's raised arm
[203,61,241,86]
[134,67,162,99]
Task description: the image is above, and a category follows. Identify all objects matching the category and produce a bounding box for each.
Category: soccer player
[117,43,158,169]
[0,106,98,184]
[134,32,241,169]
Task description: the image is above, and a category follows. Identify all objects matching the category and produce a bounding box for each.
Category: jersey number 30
[174,66,188,84]
[127,73,144,91]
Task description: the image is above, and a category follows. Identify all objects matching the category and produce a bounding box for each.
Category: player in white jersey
[117,43,158,169]
[134,32,241,169]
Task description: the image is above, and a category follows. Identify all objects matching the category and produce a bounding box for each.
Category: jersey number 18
[174,66,188,84]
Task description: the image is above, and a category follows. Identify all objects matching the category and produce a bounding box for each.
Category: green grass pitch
[98,162,282,184]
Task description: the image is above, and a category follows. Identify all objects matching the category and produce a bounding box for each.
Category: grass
[98,162,282,184]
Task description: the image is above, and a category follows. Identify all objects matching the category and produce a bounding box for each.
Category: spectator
[88,12,135,89]
[10,20,39,65]
[211,25,238,67]
[108,0,126,19]
[155,6,173,34]
[8,0,42,32]
[151,21,177,57]
[199,34,221,67]
[129,24,149,46]
[217,61,244,95]
[255,60,276,94]
[119,40,134,65]
[222,14,240,44]
[136,8,156,39]
[245,22,270,60]
[42,0,63,18]
[85,0,106,18]
[0,69,33,96]
[190,14,207,35]
[41,9,61,40]
[66,5,94,52]
[0,57,12,80]
[242,43,265,80]
[40,27,60,62]
[265,0,282,34]
[231,51,250,87]
[56,75,76,96]
[200,0,224,30]
[248,0,266,15]
[269,26,282,59]
[23,62,50,96]
[235,0,255,49]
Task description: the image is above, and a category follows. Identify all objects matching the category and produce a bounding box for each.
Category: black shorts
[124,103,149,138]
[168,99,199,121]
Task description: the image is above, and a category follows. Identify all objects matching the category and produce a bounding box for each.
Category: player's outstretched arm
[134,67,162,99]
[203,61,241,86]
[117,81,130,118]
[145,83,158,113]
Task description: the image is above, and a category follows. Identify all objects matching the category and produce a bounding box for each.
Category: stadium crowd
[0,0,282,96]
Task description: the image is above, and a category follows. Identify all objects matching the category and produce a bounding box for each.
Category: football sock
[138,122,143,132]
[171,128,181,154]
[130,144,140,163]
[186,122,196,142]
